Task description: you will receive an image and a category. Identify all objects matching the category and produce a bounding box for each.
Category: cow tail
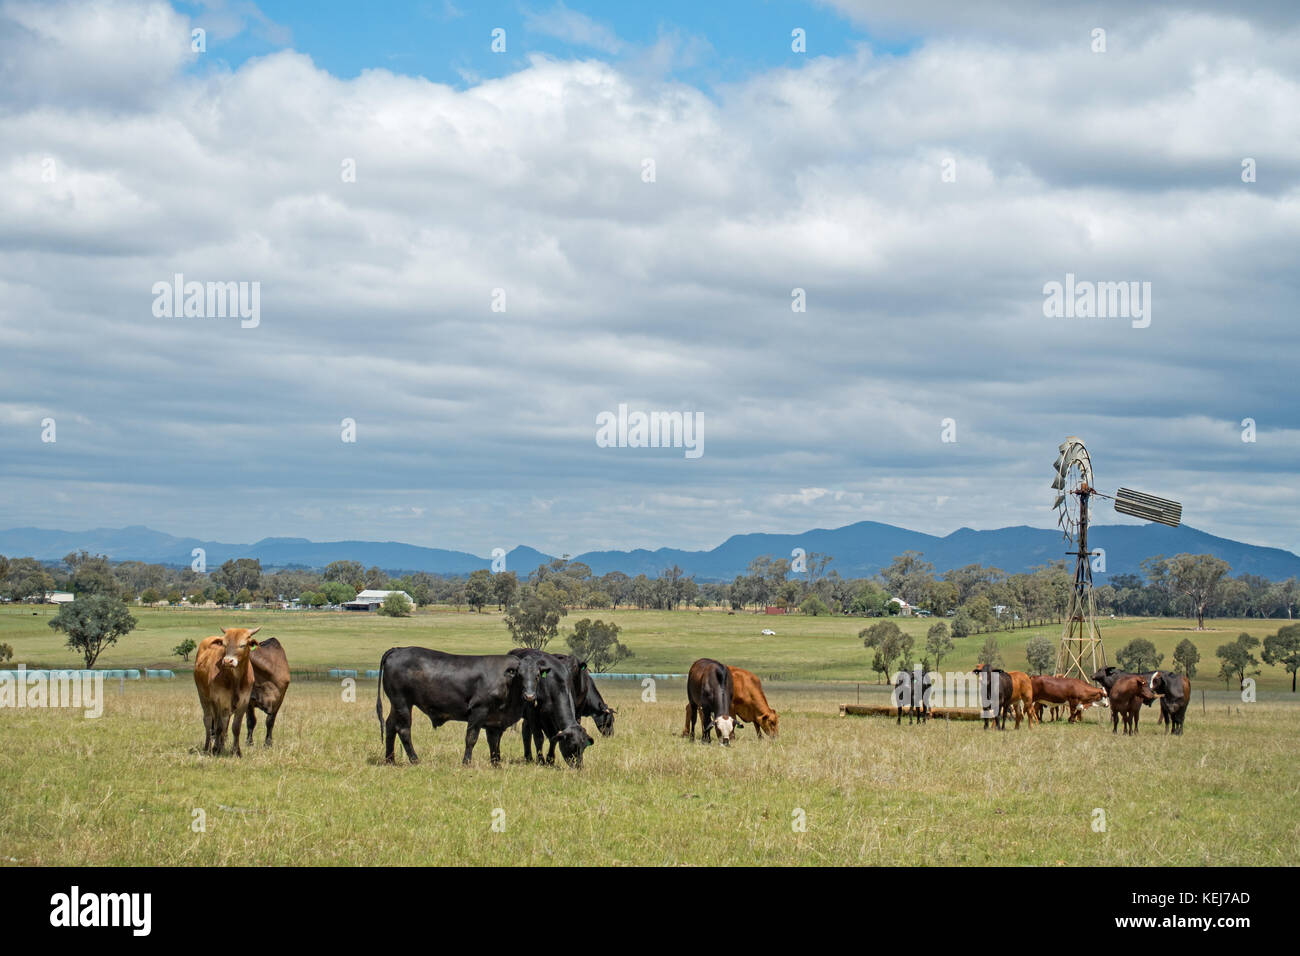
[376,648,392,744]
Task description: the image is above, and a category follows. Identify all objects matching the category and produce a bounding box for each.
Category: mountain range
[2,522,1298,582]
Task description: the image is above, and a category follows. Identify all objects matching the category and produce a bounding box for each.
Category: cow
[1102,673,1156,734]
[1150,670,1191,735]
[376,647,587,767]
[193,626,261,757]
[1005,670,1036,728]
[728,666,779,737]
[892,669,933,725]
[682,658,737,745]
[244,637,290,748]
[973,664,1012,730]
[1031,675,1105,724]
[508,649,603,764]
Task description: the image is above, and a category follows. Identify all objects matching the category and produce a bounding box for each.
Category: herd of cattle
[191,626,1187,766]
[898,664,1189,735]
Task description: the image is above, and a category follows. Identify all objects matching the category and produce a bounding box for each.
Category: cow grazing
[1102,673,1156,734]
[683,658,737,745]
[728,666,779,737]
[1150,670,1191,735]
[892,669,933,725]
[508,649,600,765]
[1031,675,1104,724]
[1005,670,1036,728]
[377,647,583,767]
[194,626,261,756]
[974,664,1012,730]
[244,637,290,747]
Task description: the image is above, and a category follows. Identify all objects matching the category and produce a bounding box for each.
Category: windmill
[1050,437,1182,681]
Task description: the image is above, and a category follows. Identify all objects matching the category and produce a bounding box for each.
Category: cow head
[510,656,542,703]
[1136,677,1156,703]
[216,627,260,672]
[757,710,779,737]
[594,706,615,737]
[1092,665,1122,688]
[711,714,737,745]
[555,724,594,767]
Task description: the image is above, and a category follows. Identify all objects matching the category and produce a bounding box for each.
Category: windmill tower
[1050,437,1182,681]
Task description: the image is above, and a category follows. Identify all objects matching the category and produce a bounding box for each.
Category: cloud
[1,0,1298,558]
[523,2,624,54]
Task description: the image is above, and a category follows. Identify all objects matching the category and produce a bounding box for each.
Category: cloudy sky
[2,0,1297,558]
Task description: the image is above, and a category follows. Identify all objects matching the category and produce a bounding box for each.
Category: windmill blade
[1050,471,1065,490]
[1115,487,1182,528]
[1053,493,1065,510]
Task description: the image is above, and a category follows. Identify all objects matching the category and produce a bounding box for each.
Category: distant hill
[2,521,1297,582]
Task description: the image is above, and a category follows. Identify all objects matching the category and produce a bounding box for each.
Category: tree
[323,560,365,590]
[800,594,829,616]
[1116,638,1163,674]
[165,588,182,605]
[567,618,633,672]
[504,584,567,649]
[234,588,253,606]
[1024,635,1055,675]
[1172,638,1200,678]
[1215,633,1260,689]
[48,595,138,668]
[977,634,1002,669]
[213,587,231,606]
[173,638,197,661]
[0,643,12,663]
[1163,554,1230,630]
[950,607,973,638]
[860,620,911,682]
[466,569,494,613]
[63,551,121,598]
[140,587,161,605]
[2,557,54,602]
[213,558,262,598]
[1263,624,1300,693]
[492,570,519,610]
[379,591,413,617]
[925,622,953,670]
[319,581,357,605]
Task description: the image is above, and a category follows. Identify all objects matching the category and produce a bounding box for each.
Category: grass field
[2,607,1297,866]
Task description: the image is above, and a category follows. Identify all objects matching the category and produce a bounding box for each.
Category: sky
[1,0,1298,559]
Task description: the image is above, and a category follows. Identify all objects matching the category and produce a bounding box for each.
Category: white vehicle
[761,628,776,636]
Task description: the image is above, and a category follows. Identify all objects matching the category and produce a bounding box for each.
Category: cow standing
[892,669,932,725]
[194,626,261,756]
[728,666,779,737]
[682,658,737,745]
[1151,670,1191,735]
[1099,673,1156,734]
[244,637,290,748]
[1005,670,1036,728]
[1031,675,1104,724]
[508,649,600,765]
[974,664,1012,730]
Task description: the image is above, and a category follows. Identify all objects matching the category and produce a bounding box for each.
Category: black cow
[377,647,578,766]
[1150,670,1190,735]
[508,649,600,765]
[974,665,1012,730]
[683,658,737,745]
[893,669,933,725]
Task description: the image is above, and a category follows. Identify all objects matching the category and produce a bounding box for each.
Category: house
[44,591,75,604]
[888,597,915,616]
[764,606,786,615]
[343,589,414,612]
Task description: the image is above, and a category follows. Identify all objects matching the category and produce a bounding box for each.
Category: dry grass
[1,678,1296,866]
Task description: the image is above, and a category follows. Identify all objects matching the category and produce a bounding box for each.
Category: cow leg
[231,705,245,757]
[245,706,257,746]
[521,714,534,762]
[485,727,503,767]
[263,706,277,747]
[682,703,695,739]
[387,705,417,764]
[701,707,713,743]
[463,724,481,765]
[545,733,558,765]
[213,710,230,755]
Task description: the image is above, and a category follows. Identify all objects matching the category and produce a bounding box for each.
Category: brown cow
[244,637,290,748]
[1006,670,1036,728]
[194,626,261,756]
[1031,675,1104,724]
[727,666,779,738]
[1107,674,1156,735]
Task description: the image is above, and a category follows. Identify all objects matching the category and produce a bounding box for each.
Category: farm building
[343,589,414,611]
[43,591,75,604]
